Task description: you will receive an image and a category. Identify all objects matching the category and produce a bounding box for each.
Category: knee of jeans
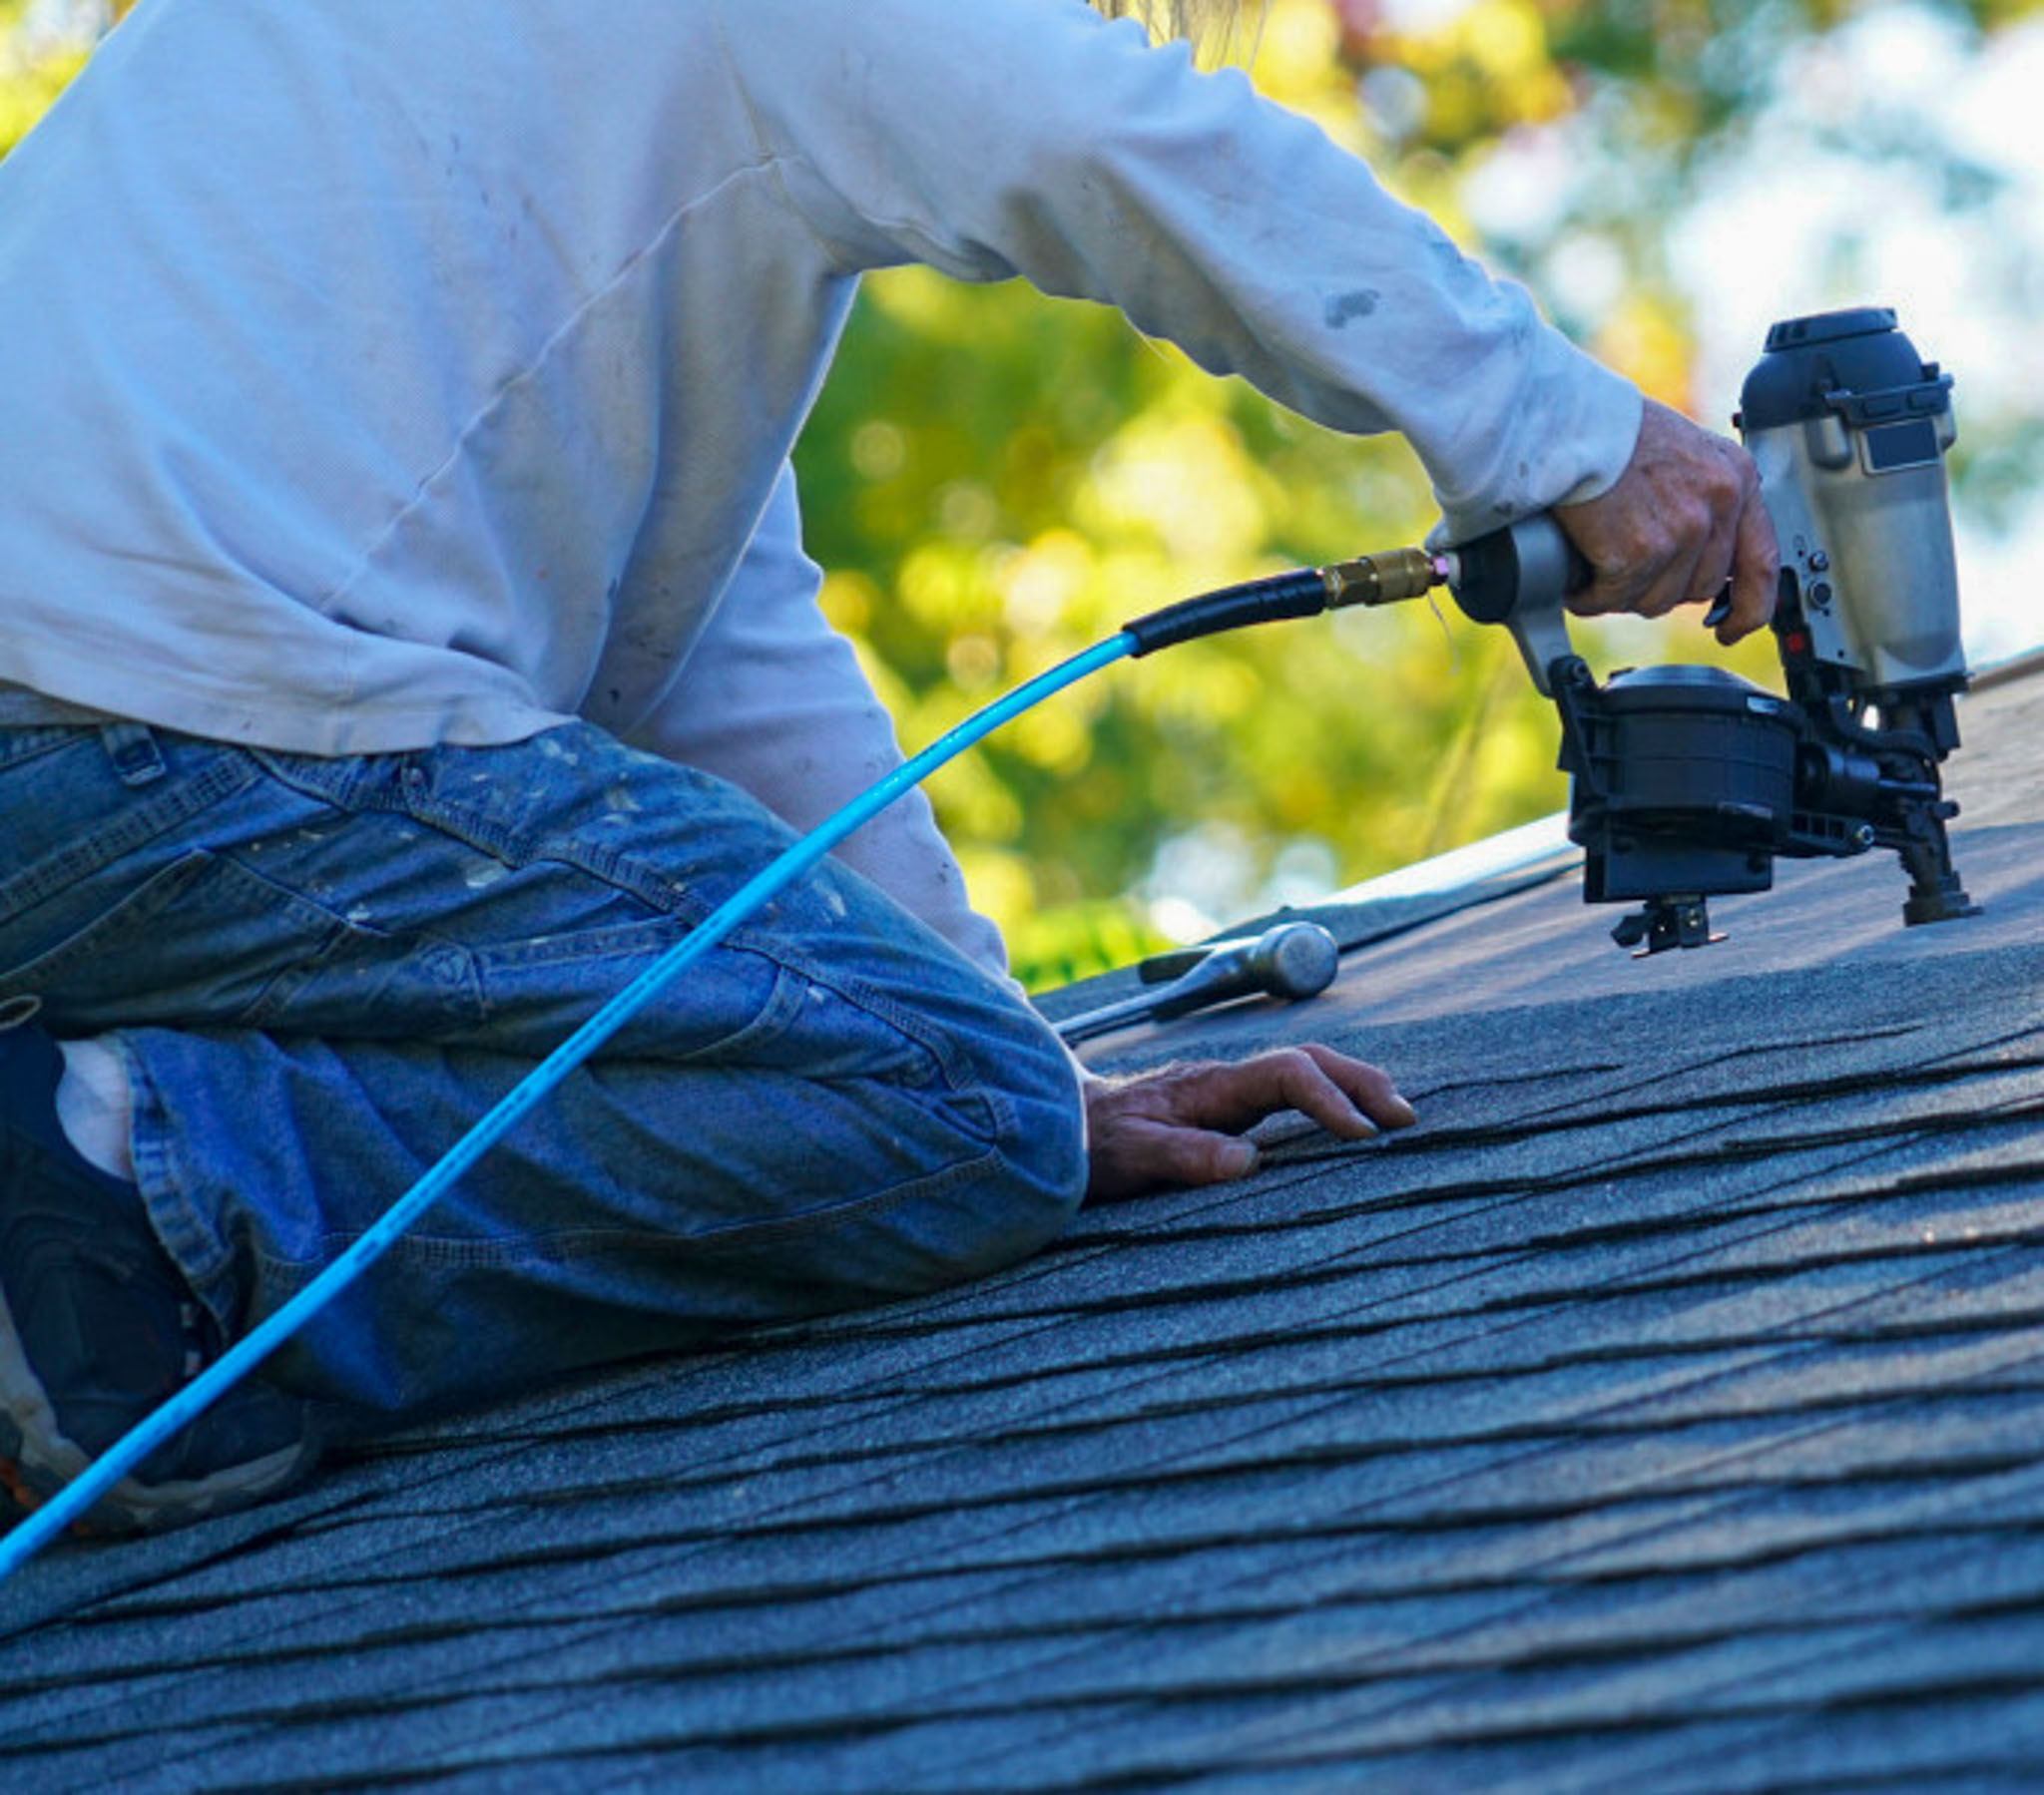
[881,1026,1088,1295]
[974,1077,1090,1269]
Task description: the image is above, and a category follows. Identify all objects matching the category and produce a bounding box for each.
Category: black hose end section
[1122,569,1328,657]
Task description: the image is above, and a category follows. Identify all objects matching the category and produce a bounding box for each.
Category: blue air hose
[0,550,1425,1576]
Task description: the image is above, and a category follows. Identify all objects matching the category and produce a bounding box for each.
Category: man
[0,0,1774,1532]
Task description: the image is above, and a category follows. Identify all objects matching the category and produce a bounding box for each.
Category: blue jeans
[0,719,1086,1432]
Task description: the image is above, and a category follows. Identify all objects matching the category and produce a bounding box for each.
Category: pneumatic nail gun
[1446,306,1979,955]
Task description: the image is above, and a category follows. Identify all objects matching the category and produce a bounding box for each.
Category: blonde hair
[1093,1,1257,53]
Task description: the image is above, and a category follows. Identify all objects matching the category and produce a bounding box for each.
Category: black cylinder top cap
[1602,664,1783,713]
[1763,306,1897,353]
[1739,305,1941,431]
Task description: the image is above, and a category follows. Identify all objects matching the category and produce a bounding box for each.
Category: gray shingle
[3,669,2041,1791]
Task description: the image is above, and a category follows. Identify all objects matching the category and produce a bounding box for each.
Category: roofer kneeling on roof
[0,0,1777,1534]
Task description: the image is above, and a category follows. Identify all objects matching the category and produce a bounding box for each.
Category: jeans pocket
[0,847,486,1038]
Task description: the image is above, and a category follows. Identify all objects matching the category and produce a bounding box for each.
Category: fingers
[1244,1044,1417,1138]
[1555,399,1777,640]
[1718,471,1781,644]
[1082,1104,1252,1203]
[1119,1124,1261,1193]
[1081,1046,1417,1202]
[1134,1047,1411,1140]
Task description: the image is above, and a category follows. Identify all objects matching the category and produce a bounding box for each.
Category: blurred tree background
[5,0,2039,987]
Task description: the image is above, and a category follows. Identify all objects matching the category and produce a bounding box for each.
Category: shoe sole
[0,1282,317,1537]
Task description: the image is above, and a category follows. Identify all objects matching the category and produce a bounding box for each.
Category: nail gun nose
[1053,921,1340,1044]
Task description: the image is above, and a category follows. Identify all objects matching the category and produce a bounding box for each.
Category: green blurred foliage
[5,0,2036,989]
[789,0,1636,983]
[793,256,1544,988]
[800,0,2040,986]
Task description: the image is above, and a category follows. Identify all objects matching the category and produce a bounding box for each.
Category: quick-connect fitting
[1318,546,1451,610]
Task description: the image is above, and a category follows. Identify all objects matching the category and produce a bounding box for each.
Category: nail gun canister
[1736,306,1965,695]
[1569,664,1801,903]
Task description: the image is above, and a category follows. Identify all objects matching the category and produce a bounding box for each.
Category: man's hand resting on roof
[1082,1045,1417,1203]
[1555,398,1781,647]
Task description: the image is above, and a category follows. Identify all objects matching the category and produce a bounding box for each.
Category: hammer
[1052,921,1341,1044]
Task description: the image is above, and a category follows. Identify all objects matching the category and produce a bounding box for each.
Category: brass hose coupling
[1318,546,1451,610]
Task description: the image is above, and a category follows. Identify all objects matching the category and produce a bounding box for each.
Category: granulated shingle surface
[1,664,2039,1793]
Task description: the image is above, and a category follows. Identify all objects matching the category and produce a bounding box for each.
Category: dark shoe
[0,1013,318,1534]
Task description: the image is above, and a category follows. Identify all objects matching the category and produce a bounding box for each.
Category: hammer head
[1152,921,1340,1018]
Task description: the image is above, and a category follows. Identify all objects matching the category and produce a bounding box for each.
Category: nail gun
[1445,306,1979,955]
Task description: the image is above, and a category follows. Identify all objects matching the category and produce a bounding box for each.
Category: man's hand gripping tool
[1438,307,1979,955]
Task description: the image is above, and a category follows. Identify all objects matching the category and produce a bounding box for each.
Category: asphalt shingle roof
[2,660,2040,1793]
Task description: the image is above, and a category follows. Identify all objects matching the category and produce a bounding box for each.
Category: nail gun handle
[1447,514,1589,697]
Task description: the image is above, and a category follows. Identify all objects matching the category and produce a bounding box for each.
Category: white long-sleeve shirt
[0,0,1640,973]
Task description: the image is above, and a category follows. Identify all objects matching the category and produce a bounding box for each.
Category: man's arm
[717,0,1770,640]
[714,0,1642,547]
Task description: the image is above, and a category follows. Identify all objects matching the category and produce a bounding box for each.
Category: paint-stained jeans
[0,719,1086,1430]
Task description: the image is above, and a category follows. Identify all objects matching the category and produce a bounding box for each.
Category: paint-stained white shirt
[0,0,1640,973]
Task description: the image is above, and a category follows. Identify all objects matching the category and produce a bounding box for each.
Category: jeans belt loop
[101,719,168,788]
